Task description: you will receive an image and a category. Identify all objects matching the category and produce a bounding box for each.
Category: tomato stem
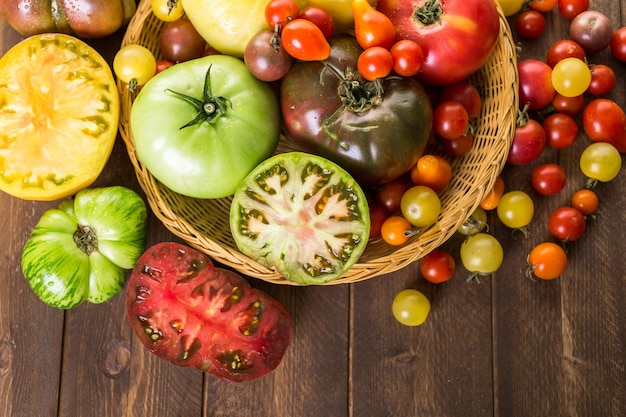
[165,64,231,129]
[74,224,98,255]
[413,0,444,25]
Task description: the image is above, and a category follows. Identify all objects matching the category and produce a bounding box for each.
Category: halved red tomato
[0,33,119,200]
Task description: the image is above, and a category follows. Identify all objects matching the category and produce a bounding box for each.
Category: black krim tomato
[569,10,614,54]
[280,36,433,186]
[244,29,294,82]
[159,18,207,63]
[230,152,371,285]
[126,242,291,383]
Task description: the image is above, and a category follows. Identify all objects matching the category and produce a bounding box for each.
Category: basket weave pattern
[117,0,519,285]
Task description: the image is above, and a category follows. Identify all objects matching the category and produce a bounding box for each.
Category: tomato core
[413,0,444,25]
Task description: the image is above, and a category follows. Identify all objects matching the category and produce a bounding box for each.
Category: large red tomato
[376,0,500,85]
[126,242,292,382]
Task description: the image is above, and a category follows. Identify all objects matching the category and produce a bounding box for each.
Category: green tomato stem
[74,224,98,256]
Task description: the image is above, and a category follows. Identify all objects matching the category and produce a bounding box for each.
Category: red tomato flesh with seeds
[126,242,292,382]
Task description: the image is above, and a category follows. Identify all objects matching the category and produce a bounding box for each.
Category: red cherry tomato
[587,64,616,96]
[610,27,626,62]
[518,59,556,110]
[558,0,589,20]
[420,250,455,284]
[358,46,394,81]
[281,19,331,61]
[548,206,586,242]
[531,163,567,196]
[368,202,389,239]
[508,118,546,165]
[265,0,300,29]
[582,98,626,152]
[439,80,482,119]
[433,101,469,140]
[546,39,586,68]
[390,40,424,77]
[442,132,473,158]
[299,6,335,39]
[528,0,558,12]
[570,189,599,216]
[376,180,408,214]
[551,92,585,116]
[516,10,546,39]
[543,113,579,149]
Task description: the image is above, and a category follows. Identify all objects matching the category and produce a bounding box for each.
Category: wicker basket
[117,0,518,285]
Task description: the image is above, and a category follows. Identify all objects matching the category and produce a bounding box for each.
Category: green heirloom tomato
[21,186,147,309]
[130,55,280,199]
[230,152,370,285]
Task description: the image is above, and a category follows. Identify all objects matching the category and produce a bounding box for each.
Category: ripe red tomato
[543,113,578,149]
[358,46,393,81]
[265,0,300,29]
[516,10,546,39]
[126,242,292,382]
[548,206,586,242]
[368,202,389,239]
[508,118,547,165]
[518,59,556,110]
[546,39,586,68]
[433,101,469,140]
[582,98,626,152]
[528,0,558,12]
[442,132,474,158]
[420,249,455,284]
[352,0,396,49]
[551,92,585,116]
[610,27,626,62]
[377,0,500,85]
[531,163,567,196]
[389,39,424,77]
[299,6,335,39]
[438,80,482,119]
[557,0,589,19]
[281,18,331,61]
[587,64,616,96]
[376,179,408,213]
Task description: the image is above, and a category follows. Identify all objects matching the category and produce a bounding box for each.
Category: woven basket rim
[117,0,519,286]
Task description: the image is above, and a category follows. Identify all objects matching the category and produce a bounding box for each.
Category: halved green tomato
[230,152,370,285]
[0,33,119,200]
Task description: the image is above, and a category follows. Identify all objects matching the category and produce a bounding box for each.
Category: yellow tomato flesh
[0,34,119,200]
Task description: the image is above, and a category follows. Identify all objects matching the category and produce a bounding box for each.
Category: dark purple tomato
[280,36,433,185]
[244,30,294,82]
[569,10,614,54]
[159,18,207,63]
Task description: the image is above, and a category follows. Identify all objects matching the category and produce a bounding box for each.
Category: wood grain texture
[1,2,626,416]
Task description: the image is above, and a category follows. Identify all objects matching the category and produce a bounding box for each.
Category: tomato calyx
[73,224,98,256]
[337,70,385,112]
[413,0,445,26]
[165,65,232,128]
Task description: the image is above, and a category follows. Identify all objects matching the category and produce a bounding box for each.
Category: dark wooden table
[2,2,626,416]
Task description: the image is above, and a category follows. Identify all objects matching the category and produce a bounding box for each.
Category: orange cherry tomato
[352,0,396,49]
[358,46,393,81]
[480,176,505,210]
[570,189,599,216]
[390,39,424,77]
[528,0,558,12]
[527,242,568,280]
[281,18,331,61]
[410,155,453,193]
[381,216,413,246]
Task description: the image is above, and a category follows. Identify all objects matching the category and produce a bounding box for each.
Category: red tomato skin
[543,113,578,149]
[518,59,556,110]
[299,6,335,39]
[587,64,616,96]
[508,119,547,165]
[531,163,567,196]
[420,249,455,284]
[558,0,589,19]
[516,10,546,39]
[582,99,626,152]
[281,19,331,61]
[376,0,500,85]
[548,207,586,242]
[358,46,394,81]
[546,39,586,68]
[610,27,626,62]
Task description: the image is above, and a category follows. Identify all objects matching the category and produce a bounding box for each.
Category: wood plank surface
[1,1,626,416]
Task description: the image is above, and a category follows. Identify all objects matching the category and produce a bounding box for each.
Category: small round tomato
[610,27,626,62]
[570,189,599,216]
[420,250,455,284]
[496,190,534,231]
[0,34,119,200]
[569,10,614,54]
[381,216,413,246]
[114,44,157,88]
[434,101,469,140]
[531,163,567,196]
[516,10,546,39]
[551,92,585,116]
[265,0,300,29]
[300,6,335,39]
[368,202,389,239]
[151,0,185,22]
[392,289,431,326]
[410,154,453,193]
[400,185,441,228]
[518,59,556,110]
[244,29,294,82]
[528,0,558,12]
[548,206,586,242]
[156,60,175,74]
[376,179,408,213]
[543,113,579,149]
[551,57,591,98]
[587,64,616,96]
[546,39,586,68]
[442,132,473,158]
[480,176,505,211]
[508,118,546,165]
[438,80,482,119]
[527,242,568,280]
[358,46,394,81]
[460,233,504,280]
[281,18,331,61]
[582,99,626,152]
[160,18,207,63]
[558,0,589,19]
[579,142,622,184]
[390,40,424,77]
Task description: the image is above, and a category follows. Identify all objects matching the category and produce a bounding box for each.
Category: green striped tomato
[21,186,147,309]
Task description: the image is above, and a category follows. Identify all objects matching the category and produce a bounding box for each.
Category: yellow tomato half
[0,33,119,201]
